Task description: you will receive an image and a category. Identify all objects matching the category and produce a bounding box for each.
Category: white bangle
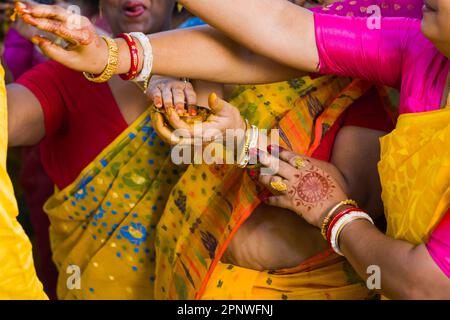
[129,32,153,83]
[330,211,374,256]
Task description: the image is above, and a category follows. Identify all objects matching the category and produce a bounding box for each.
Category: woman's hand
[15,1,108,74]
[256,146,348,228]
[152,92,246,145]
[148,76,197,115]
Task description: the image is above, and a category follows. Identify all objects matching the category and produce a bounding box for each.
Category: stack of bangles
[320,199,374,256]
[238,120,259,168]
[83,33,154,92]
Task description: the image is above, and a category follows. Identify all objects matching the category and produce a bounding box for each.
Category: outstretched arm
[179,0,319,72]
[16,2,307,84]
[145,25,308,84]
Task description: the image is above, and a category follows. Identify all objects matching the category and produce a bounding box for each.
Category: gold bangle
[320,199,358,240]
[83,36,119,83]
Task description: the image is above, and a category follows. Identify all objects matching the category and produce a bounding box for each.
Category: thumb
[208,92,227,114]
[31,35,78,70]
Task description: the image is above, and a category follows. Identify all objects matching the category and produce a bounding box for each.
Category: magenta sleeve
[313,13,417,88]
[3,29,34,80]
[427,209,450,277]
[3,29,47,80]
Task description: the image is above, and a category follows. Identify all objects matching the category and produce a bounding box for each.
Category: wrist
[338,218,373,249]
[115,37,133,75]
[317,203,353,229]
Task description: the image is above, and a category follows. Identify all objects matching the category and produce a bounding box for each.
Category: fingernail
[175,104,185,115]
[154,97,162,107]
[16,2,29,13]
[31,36,47,46]
[17,2,26,9]
[188,106,197,116]
[208,92,218,107]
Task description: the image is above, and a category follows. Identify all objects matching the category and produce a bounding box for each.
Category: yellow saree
[378,107,450,245]
[155,76,380,300]
[44,75,383,300]
[0,65,47,299]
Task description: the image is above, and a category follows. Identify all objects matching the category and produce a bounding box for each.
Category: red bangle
[326,207,362,245]
[117,33,139,81]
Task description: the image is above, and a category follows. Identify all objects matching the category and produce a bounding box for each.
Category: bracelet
[129,32,153,88]
[238,123,259,168]
[237,120,250,168]
[83,36,119,83]
[326,207,358,244]
[117,33,139,81]
[330,211,374,256]
[320,199,358,240]
[236,119,251,168]
[246,125,259,166]
[326,207,364,244]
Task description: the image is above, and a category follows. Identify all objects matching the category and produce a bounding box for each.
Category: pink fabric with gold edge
[314,14,450,114]
[311,0,423,17]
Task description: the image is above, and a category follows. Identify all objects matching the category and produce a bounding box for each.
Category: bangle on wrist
[330,210,374,256]
[326,207,360,244]
[117,33,139,81]
[83,36,119,83]
[238,121,259,168]
[320,199,358,239]
[237,119,250,167]
[129,32,153,90]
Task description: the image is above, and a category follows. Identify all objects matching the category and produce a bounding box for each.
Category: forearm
[114,26,304,84]
[179,0,319,72]
[340,220,450,299]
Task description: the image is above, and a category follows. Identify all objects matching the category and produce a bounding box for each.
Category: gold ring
[270,180,288,192]
[294,158,307,169]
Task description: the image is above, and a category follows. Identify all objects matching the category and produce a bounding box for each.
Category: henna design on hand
[288,166,336,212]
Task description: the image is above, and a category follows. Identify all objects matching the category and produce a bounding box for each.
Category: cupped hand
[152,92,246,145]
[15,1,107,74]
[148,75,197,115]
[256,146,348,228]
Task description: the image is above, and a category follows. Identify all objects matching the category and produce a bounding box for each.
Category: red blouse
[17,60,128,189]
